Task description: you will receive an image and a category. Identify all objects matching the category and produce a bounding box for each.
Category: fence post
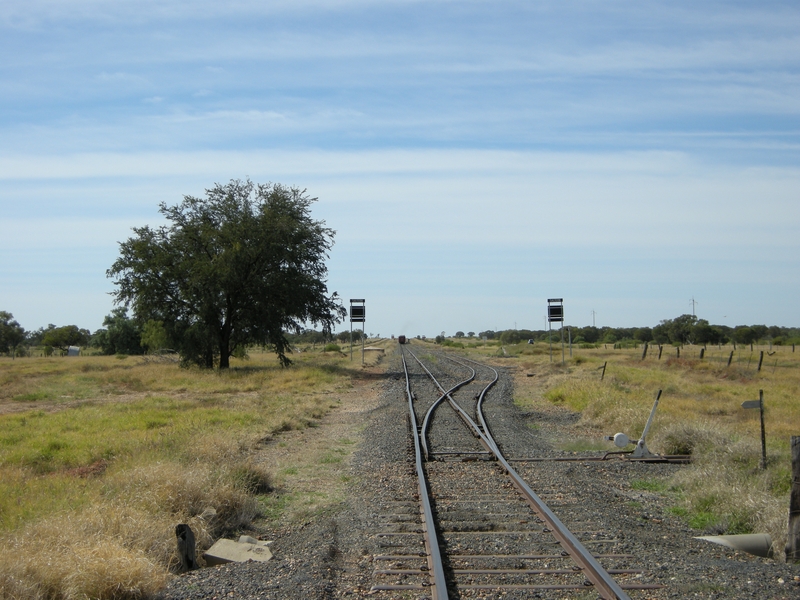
[787,436,800,563]
[758,351,764,372]
[759,390,766,469]
[700,348,705,360]
[727,351,734,367]
[658,344,663,360]
[641,343,648,360]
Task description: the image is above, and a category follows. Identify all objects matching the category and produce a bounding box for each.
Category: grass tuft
[509,344,800,558]
[0,348,365,598]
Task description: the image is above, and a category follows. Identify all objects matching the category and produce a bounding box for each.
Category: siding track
[370,346,664,599]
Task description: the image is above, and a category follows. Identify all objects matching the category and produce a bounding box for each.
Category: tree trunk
[204,344,214,369]
[218,322,231,369]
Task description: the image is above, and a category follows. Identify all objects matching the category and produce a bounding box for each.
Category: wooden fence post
[641,343,648,360]
[727,351,734,367]
[787,436,800,563]
[757,351,764,372]
[759,390,766,469]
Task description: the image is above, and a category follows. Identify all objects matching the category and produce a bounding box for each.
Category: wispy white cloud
[0,1,798,332]
[1,149,796,252]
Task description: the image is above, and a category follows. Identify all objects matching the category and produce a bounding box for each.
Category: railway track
[369,346,665,599]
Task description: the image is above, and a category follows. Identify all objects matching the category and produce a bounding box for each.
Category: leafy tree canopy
[108,179,345,369]
[141,320,168,353]
[41,325,90,351]
[0,311,26,357]
[92,308,144,355]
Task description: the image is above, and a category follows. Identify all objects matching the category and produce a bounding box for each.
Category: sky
[1,0,798,338]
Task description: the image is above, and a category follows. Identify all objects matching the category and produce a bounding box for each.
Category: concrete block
[203,538,273,566]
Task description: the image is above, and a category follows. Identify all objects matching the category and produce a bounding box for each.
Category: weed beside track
[0,347,381,599]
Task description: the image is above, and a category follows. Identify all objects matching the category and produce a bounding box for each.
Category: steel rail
[411,349,633,600]
[407,350,477,460]
[406,348,498,455]
[399,348,449,600]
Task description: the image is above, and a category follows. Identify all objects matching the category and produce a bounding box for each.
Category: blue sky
[1,0,798,337]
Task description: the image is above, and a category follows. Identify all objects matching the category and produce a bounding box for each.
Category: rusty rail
[405,347,636,600]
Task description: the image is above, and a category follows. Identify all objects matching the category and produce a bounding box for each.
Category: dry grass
[0,346,375,599]
[458,341,800,559]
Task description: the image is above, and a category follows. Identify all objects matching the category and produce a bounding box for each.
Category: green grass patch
[12,391,51,402]
[630,478,669,493]
[0,350,364,599]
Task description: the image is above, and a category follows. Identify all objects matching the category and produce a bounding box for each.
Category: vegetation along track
[368,345,663,599]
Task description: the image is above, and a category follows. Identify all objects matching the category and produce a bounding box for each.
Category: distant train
[398,335,407,344]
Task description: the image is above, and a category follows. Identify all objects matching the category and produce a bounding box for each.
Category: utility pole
[690,297,698,317]
[591,310,596,328]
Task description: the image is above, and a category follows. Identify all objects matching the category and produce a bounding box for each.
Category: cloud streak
[0,1,798,334]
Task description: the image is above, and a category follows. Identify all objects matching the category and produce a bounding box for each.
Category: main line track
[369,346,664,599]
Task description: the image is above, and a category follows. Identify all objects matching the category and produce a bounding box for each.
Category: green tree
[733,326,757,345]
[41,325,90,352]
[95,308,144,355]
[455,331,465,338]
[750,324,769,343]
[26,324,55,346]
[108,180,345,369]
[336,330,363,343]
[0,312,26,358]
[141,320,168,353]
[692,319,726,345]
[499,330,521,344]
[579,326,600,343]
[654,314,697,344]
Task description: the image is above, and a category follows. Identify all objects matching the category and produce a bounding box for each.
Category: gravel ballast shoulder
[160,347,800,599]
